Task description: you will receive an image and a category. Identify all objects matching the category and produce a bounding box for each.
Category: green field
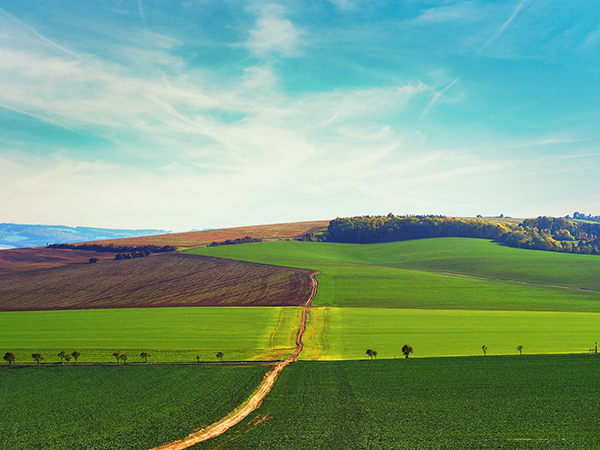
[0,364,269,450]
[301,307,600,360]
[192,355,600,449]
[0,307,301,363]
[187,239,600,311]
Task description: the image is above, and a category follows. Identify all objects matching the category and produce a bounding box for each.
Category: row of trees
[326,215,600,255]
[208,236,263,247]
[366,345,413,360]
[48,243,177,254]
[3,351,227,365]
[365,345,531,359]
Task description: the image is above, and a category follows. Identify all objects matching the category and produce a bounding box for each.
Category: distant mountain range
[0,223,169,249]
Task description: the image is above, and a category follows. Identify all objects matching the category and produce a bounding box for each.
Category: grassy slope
[301,307,600,359]
[0,307,302,362]
[0,364,268,450]
[0,253,314,311]
[193,355,600,450]
[187,239,600,312]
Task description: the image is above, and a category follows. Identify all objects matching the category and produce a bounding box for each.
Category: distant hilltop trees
[208,236,263,247]
[569,212,600,223]
[326,215,600,255]
[48,243,177,261]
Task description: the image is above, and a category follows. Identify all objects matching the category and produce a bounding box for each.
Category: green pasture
[0,307,301,363]
[0,364,269,450]
[187,239,600,311]
[193,355,600,449]
[300,307,600,360]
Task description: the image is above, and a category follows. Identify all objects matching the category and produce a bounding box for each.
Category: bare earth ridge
[0,253,314,311]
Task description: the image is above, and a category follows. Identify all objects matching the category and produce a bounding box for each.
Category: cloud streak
[422,0,528,118]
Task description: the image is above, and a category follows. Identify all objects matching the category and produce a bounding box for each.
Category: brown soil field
[0,253,314,311]
[0,248,115,273]
[82,220,330,248]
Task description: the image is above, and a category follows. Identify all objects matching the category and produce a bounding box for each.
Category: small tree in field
[366,349,376,360]
[120,353,128,364]
[517,345,523,356]
[64,354,72,364]
[402,344,413,358]
[58,351,66,364]
[482,345,488,356]
[216,351,224,362]
[140,352,151,363]
[32,353,44,364]
[4,352,16,366]
[112,352,121,363]
[196,354,201,364]
[71,351,81,363]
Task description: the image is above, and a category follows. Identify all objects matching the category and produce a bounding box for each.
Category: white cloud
[246,4,304,57]
[409,2,482,25]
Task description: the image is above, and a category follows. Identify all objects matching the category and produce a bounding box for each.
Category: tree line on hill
[570,212,600,222]
[326,215,600,255]
[208,236,263,247]
[48,243,177,260]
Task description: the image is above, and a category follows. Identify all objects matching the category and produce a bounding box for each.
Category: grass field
[187,239,600,312]
[0,364,269,450]
[0,253,314,311]
[0,307,302,363]
[192,355,600,449]
[300,307,600,360]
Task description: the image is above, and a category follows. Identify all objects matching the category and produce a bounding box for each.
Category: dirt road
[151,271,320,450]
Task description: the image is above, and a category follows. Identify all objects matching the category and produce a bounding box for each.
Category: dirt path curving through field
[151,271,320,450]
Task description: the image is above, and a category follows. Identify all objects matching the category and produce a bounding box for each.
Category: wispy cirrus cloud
[409,1,482,25]
[246,4,304,57]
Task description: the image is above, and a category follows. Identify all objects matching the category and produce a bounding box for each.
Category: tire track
[151,270,320,450]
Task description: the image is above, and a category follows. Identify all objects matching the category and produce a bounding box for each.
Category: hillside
[0,223,168,249]
[188,239,600,311]
[0,252,315,311]
[0,247,116,272]
[82,220,330,248]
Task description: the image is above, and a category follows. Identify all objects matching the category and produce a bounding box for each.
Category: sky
[1,0,599,231]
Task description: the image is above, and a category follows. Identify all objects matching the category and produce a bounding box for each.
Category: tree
[4,352,16,366]
[58,351,66,364]
[119,353,128,363]
[402,344,413,359]
[112,351,121,363]
[216,351,224,362]
[89,257,98,264]
[482,345,488,356]
[32,353,44,365]
[140,351,151,363]
[366,349,376,360]
[517,345,523,356]
[196,354,201,364]
[71,351,81,363]
[64,354,72,364]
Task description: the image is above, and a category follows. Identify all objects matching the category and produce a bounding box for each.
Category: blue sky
[0,0,599,230]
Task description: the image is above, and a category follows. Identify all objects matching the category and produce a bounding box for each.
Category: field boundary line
[151,270,320,450]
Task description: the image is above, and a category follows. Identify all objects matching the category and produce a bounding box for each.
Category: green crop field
[192,355,600,449]
[301,307,600,360]
[0,364,269,450]
[187,239,600,312]
[0,307,302,363]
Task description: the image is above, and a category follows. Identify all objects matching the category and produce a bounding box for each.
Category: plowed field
[0,247,115,272]
[0,253,314,311]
